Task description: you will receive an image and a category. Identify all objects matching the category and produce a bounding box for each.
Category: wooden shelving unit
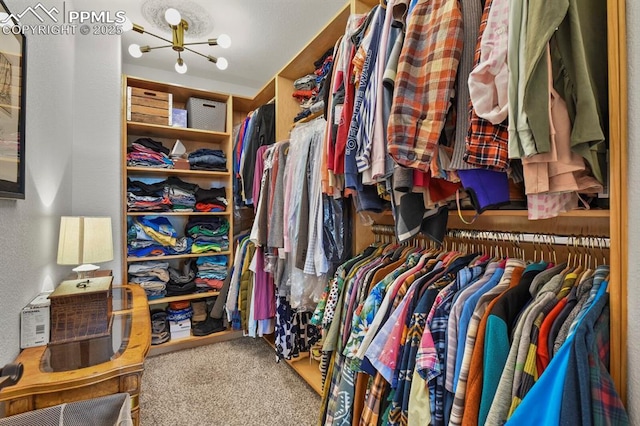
[127,121,229,142]
[126,167,230,178]
[149,329,243,357]
[147,291,220,306]
[127,211,229,217]
[263,334,322,395]
[123,75,237,355]
[127,251,231,262]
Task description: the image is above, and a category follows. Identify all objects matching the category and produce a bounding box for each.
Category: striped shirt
[449,262,526,425]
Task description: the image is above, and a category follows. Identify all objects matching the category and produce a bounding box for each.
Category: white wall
[627,0,640,422]
[0,0,75,365]
[71,33,122,279]
[0,0,122,365]
[123,62,257,98]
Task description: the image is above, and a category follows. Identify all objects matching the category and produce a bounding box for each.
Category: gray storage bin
[186,97,226,132]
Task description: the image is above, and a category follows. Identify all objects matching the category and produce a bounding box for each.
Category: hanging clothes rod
[369,224,611,248]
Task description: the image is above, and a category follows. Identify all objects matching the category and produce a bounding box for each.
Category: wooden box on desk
[126,86,173,126]
[48,276,113,343]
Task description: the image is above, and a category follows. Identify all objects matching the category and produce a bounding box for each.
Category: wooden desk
[0,285,150,424]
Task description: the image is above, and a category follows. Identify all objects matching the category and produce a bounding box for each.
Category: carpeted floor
[140,337,321,426]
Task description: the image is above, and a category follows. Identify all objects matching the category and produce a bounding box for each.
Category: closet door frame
[607,0,627,404]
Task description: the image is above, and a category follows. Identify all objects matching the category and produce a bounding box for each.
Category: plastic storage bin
[186,97,226,132]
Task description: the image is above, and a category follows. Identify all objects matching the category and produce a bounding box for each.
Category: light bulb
[121,17,133,32]
[0,12,11,27]
[217,34,231,49]
[216,57,228,70]
[128,44,143,58]
[165,8,181,26]
[175,60,188,74]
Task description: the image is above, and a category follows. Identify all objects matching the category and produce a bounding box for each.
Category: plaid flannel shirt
[463,0,510,171]
[387,0,463,171]
[589,304,630,425]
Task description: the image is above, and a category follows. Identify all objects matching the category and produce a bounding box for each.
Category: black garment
[196,187,227,203]
[241,103,276,204]
[127,178,165,196]
[165,176,199,193]
[488,265,551,338]
[130,137,170,155]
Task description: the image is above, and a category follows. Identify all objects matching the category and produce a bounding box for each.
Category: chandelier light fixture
[126,7,230,74]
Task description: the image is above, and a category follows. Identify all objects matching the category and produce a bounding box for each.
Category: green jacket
[523,0,608,183]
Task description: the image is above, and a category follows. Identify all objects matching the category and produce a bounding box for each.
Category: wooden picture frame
[0,0,26,199]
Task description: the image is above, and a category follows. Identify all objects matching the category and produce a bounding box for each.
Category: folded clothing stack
[166,300,193,322]
[164,176,198,211]
[188,148,227,171]
[195,187,228,212]
[127,137,173,168]
[127,178,171,212]
[128,261,170,300]
[186,217,230,254]
[292,47,333,122]
[166,259,197,296]
[127,216,192,257]
[194,255,228,290]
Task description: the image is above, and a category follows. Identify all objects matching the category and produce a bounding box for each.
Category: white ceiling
[79,0,347,93]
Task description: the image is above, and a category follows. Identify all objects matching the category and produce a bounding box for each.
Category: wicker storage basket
[49,276,113,343]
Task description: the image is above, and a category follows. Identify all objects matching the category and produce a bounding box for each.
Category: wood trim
[607,0,628,404]
[263,335,322,395]
[147,291,220,306]
[126,121,229,142]
[147,329,242,356]
[121,75,130,286]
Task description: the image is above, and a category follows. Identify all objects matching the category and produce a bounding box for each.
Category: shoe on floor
[191,300,208,323]
[150,310,171,345]
[192,316,225,336]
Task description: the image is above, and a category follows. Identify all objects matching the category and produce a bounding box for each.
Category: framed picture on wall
[0,0,25,199]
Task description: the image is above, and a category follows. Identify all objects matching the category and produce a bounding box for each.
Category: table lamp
[57,216,113,279]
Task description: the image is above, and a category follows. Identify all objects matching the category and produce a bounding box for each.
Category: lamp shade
[57,216,113,265]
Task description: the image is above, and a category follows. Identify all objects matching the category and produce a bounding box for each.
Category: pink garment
[522,45,602,196]
[378,283,419,370]
[416,282,455,376]
[527,192,580,220]
[252,246,276,320]
[252,145,269,211]
[467,0,509,124]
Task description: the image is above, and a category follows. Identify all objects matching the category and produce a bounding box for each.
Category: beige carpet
[140,337,321,426]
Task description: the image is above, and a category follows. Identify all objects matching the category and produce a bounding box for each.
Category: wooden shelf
[127,121,229,142]
[126,166,230,178]
[448,209,610,237]
[263,335,322,395]
[453,209,610,218]
[148,329,242,356]
[127,211,229,216]
[127,251,231,262]
[147,290,220,305]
